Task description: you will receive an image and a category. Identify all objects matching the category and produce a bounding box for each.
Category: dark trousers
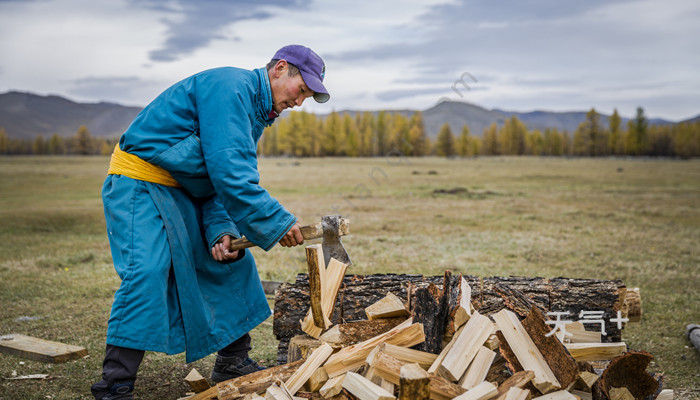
[91,333,251,396]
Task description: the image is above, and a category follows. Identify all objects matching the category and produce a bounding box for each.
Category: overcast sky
[1,0,699,120]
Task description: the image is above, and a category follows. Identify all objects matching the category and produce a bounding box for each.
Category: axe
[228,215,352,266]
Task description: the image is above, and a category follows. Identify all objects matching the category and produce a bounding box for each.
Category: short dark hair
[266,59,300,77]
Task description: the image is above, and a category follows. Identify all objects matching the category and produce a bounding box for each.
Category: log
[366,292,409,320]
[492,309,560,394]
[370,351,466,400]
[342,371,396,400]
[185,368,210,393]
[624,288,642,322]
[600,351,661,400]
[216,360,304,400]
[320,318,406,347]
[398,363,430,400]
[411,282,449,354]
[0,334,88,363]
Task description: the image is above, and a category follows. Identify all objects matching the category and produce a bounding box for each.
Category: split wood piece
[366,292,410,320]
[306,244,329,329]
[460,346,497,389]
[243,394,265,400]
[565,322,601,344]
[380,379,395,396]
[320,318,406,347]
[398,363,430,400]
[324,319,425,378]
[609,387,634,400]
[266,381,295,400]
[0,334,88,363]
[439,311,495,382]
[288,335,324,363]
[600,351,660,400]
[493,371,535,400]
[569,390,592,400]
[300,258,349,339]
[564,343,627,362]
[370,351,466,400]
[411,283,448,354]
[319,374,346,398]
[215,360,304,400]
[342,371,396,400]
[519,307,578,391]
[492,309,560,394]
[504,387,531,400]
[285,342,334,395]
[623,288,642,322]
[452,381,498,400]
[656,389,674,400]
[428,323,464,376]
[485,354,511,387]
[453,276,474,330]
[485,334,500,351]
[229,218,350,251]
[530,390,576,400]
[185,368,210,393]
[576,371,599,391]
[367,343,437,370]
[302,366,328,392]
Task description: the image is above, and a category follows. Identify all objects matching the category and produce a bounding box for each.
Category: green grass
[0,156,699,399]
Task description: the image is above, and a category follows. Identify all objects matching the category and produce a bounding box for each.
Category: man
[92,45,329,400]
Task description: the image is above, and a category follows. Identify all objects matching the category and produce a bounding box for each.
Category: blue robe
[102,67,295,362]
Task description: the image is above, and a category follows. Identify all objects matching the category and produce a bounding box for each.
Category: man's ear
[273,60,288,78]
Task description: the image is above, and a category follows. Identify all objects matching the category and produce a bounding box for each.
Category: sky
[1,0,699,121]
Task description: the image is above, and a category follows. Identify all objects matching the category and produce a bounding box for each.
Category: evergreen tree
[435,123,456,157]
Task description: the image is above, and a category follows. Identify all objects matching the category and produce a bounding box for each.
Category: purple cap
[273,44,329,103]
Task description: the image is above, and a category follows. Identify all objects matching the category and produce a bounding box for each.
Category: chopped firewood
[342,371,396,400]
[366,292,410,320]
[530,390,576,400]
[503,387,531,400]
[243,394,264,400]
[319,374,346,398]
[600,351,660,400]
[452,381,498,400]
[564,322,601,344]
[0,334,88,363]
[265,381,295,400]
[459,346,496,389]
[300,259,349,339]
[367,343,437,370]
[370,351,466,400]
[575,371,599,390]
[379,379,394,395]
[428,324,464,376]
[485,354,511,387]
[485,334,500,350]
[288,335,326,363]
[492,309,560,393]
[564,343,627,362]
[324,320,425,378]
[609,387,634,400]
[493,371,535,400]
[570,390,592,400]
[285,343,334,395]
[452,276,474,330]
[656,389,674,400]
[438,311,494,382]
[623,288,641,322]
[302,366,328,392]
[305,244,329,329]
[215,360,304,400]
[184,368,210,393]
[320,318,407,346]
[398,363,430,400]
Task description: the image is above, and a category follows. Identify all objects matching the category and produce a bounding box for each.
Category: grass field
[0,155,698,399]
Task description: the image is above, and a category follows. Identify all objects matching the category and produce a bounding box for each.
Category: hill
[0,91,684,140]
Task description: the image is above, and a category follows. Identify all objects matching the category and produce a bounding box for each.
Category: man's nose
[295,97,304,106]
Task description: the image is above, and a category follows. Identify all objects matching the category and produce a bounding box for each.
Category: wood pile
[187,247,667,400]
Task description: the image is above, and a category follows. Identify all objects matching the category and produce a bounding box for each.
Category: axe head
[322,215,352,266]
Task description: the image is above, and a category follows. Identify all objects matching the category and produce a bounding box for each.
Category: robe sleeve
[195,71,296,251]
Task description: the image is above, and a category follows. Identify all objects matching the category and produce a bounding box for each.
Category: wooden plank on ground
[0,334,88,363]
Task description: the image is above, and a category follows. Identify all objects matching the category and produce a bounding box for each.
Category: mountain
[0,90,685,140]
[0,91,142,139]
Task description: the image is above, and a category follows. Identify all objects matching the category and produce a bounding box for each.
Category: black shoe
[92,381,134,400]
[211,355,266,382]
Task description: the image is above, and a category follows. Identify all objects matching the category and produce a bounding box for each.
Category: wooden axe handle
[229,218,350,251]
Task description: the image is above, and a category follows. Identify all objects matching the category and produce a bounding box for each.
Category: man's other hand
[211,235,240,262]
[279,222,304,247]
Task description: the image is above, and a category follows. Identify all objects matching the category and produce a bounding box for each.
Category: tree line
[1,107,698,158]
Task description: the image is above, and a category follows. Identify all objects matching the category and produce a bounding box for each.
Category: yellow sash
[108,144,181,187]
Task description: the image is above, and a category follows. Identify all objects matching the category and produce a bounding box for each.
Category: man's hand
[279,222,304,247]
[211,235,240,262]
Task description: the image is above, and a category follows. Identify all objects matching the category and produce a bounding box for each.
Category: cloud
[68,76,165,106]
[130,0,309,62]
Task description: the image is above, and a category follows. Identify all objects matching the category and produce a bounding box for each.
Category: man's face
[269,61,315,114]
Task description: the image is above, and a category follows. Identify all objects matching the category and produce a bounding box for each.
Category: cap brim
[300,70,330,103]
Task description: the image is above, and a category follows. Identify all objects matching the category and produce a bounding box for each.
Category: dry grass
[0,155,698,399]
